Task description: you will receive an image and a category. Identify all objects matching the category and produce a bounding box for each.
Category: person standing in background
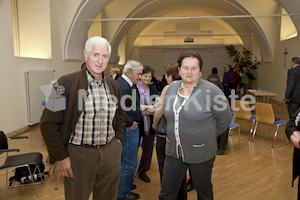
[285,57,300,118]
[223,64,232,99]
[153,62,187,200]
[285,107,300,199]
[240,67,249,96]
[230,66,238,92]
[110,65,121,80]
[117,60,143,200]
[136,66,159,183]
[207,67,221,88]
[40,36,126,200]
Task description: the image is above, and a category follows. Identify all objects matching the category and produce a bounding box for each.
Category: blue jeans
[118,126,140,197]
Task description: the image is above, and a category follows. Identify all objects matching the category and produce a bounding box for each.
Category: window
[280,7,298,41]
[11,0,52,59]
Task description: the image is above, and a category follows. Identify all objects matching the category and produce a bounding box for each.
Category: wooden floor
[0,102,298,200]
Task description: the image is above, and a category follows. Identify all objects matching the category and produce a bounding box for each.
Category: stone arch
[64,0,295,62]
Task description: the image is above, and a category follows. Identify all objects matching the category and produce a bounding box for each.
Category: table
[246,89,278,103]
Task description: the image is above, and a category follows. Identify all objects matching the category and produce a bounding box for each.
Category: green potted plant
[225,45,260,72]
[225,45,260,93]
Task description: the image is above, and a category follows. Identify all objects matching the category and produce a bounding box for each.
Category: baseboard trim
[7,124,40,138]
[269,98,287,108]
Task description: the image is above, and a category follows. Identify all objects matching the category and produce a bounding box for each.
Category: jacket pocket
[166,137,170,143]
[193,144,205,148]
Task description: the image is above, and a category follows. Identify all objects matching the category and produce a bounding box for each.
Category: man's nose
[97,56,103,63]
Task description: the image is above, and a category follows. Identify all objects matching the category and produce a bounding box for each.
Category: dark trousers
[187,129,228,186]
[65,138,122,200]
[156,136,166,180]
[156,136,187,200]
[217,128,229,154]
[298,177,300,200]
[159,156,215,200]
[224,85,230,99]
[137,133,155,176]
[229,83,237,91]
[287,102,300,119]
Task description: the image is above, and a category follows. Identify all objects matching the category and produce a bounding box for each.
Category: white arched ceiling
[109,0,271,61]
[133,12,244,46]
[64,0,113,61]
[275,0,300,31]
[64,0,300,62]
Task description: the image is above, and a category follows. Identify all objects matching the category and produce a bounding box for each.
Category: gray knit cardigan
[164,78,232,164]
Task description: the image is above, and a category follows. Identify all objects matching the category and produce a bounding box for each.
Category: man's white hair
[123,60,143,74]
[85,36,111,56]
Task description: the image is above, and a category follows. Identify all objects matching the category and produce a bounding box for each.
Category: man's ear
[83,50,88,61]
[126,69,133,77]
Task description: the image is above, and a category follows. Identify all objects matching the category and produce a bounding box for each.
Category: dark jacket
[138,84,159,136]
[285,65,300,104]
[114,73,121,80]
[223,70,232,85]
[285,107,300,186]
[116,76,142,127]
[40,68,125,163]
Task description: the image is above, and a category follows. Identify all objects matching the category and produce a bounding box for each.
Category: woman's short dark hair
[142,65,155,76]
[165,62,181,81]
[212,67,218,74]
[177,50,203,70]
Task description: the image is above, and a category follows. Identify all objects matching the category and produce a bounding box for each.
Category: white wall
[0,1,81,134]
[257,36,300,102]
[255,9,300,103]
[138,47,234,80]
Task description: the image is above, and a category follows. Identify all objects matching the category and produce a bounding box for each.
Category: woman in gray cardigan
[159,51,232,200]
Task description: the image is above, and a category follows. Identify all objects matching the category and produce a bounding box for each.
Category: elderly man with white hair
[40,36,126,200]
[117,60,143,200]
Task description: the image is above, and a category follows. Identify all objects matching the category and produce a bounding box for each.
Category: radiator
[25,70,53,125]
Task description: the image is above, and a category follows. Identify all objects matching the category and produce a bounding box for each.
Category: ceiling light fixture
[184,37,194,43]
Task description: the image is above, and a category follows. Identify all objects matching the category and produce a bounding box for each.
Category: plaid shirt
[70,69,117,145]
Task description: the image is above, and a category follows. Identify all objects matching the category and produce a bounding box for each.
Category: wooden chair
[252,102,286,148]
[233,100,256,141]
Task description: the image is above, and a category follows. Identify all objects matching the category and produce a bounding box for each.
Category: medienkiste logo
[40,80,66,112]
